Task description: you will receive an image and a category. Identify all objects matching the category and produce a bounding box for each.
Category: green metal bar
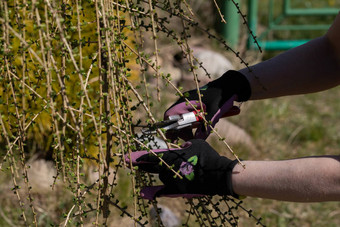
[272,14,286,28]
[270,24,332,31]
[258,40,309,50]
[247,0,258,49]
[284,0,290,15]
[269,1,286,29]
[286,8,340,16]
[221,0,240,48]
[285,0,338,15]
[247,0,337,50]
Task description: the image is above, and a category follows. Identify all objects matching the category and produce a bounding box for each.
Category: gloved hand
[165,70,251,141]
[126,139,240,200]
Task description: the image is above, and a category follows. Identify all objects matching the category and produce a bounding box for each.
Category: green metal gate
[221,0,339,50]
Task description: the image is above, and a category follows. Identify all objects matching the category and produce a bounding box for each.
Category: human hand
[165,70,251,141]
[125,139,239,200]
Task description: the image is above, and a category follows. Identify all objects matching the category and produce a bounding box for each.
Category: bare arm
[232,156,340,202]
[240,12,340,100]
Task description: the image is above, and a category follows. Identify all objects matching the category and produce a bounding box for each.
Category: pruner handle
[166,111,203,131]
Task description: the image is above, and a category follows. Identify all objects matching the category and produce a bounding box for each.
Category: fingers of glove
[166,126,194,142]
[194,95,237,140]
[164,101,207,141]
[164,100,206,119]
[125,149,169,173]
[140,186,204,200]
[210,95,237,124]
[126,141,196,172]
[193,124,209,140]
[134,147,189,173]
[221,106,240,118]
[125,150,148,165]
[164,101,205,141]
[140,185,165,200]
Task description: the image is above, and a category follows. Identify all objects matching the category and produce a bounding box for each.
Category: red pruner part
[189,110,204,129]
[193,110,204,122]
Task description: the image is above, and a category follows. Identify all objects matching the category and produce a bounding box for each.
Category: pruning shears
[142,111,203,135]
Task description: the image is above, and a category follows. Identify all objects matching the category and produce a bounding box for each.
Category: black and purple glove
[165,70,251,141]
[126,139,239,200]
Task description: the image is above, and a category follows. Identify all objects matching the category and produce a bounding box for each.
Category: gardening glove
[125,139,240,200]
[165,70,251,141]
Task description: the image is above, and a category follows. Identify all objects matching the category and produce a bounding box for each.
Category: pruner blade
[142,111,202,135]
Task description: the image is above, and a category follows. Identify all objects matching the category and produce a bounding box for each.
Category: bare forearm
[232,156,340,202]
[240,12,340,100]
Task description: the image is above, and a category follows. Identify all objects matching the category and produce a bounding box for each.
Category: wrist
[220,158,241,198]
[230,162,248,199]
[209,70,251,102]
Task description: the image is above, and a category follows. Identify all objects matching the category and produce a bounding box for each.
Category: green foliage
[0,0,142,225]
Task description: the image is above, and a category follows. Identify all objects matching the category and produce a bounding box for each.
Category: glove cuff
[219,158,241,199]
[210,70,251,102]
